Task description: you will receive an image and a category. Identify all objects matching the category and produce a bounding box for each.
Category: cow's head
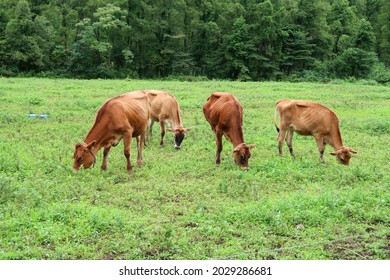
[73,141,96,171]
[330,147,357,166]
[233,143,255,170]
[168,127,191,149]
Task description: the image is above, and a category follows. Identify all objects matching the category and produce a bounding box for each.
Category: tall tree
[69,18,103,78]
[3,0,44,72]
[280,24,315,75]
[246,0,283,80]
[69,3,132,78]
[92,3,131,70]
[220,16,254,80]
[295,0,333,59]
[328,0,358,54]
[0,9,8,68]
[0,0,387,79]
[352,18,376,52]
[377,0,390,65]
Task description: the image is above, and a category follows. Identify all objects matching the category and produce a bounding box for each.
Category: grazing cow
[144,90,191,149]
[203,92,255,170]
[73,91,149,174]
[274,99,357,165]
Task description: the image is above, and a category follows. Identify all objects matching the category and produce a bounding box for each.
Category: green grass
[0,78,389,260]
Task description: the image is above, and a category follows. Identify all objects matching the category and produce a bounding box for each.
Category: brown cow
[203,92,255,170]
[73,90,149,174]
[144,90,191,149]
[274,99,357,165]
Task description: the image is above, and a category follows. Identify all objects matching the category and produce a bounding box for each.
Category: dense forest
[0,0,389,81]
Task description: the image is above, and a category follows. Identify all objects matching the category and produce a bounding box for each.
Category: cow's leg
[215,130,223,166]
[159,119,165,147]
[101,146,111,170]
[313,134,325,162]
[136,132,145,168]
[146,119,153,143]
[277,128,287,156]
[285,128,295,158]
[123,130,134,174]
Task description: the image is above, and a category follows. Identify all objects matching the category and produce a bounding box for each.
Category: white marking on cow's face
[174,132,185,148]
[169,127,191,149]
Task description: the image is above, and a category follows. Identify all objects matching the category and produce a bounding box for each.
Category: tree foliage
[0,0,389,81]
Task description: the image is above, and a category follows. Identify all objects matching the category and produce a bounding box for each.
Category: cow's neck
[231,126,245,147]
[328,126,344,150]
[84,121,107,153]
[170,109,183,128]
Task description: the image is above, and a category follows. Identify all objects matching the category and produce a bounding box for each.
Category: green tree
[0,0,387,79]
[377,0,390,65]
[69,18,105,78]
[0,10,8,69]
[328,0,357,54]
[352,19,376,52]
[69,3,132,78]
[3,0,44,72]
[192,20,222,77]
[42,1,79,71]
[295,0,333,59]
[34,15,57,70]
[246,0,283,80]
[220,16,254,80]
[92,3,131,70]
[330,47,378,78]
[280,24,315,76]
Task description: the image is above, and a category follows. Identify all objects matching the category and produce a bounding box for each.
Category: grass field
[0,78,389,260]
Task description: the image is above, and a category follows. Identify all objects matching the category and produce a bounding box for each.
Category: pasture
[0,78,389,260]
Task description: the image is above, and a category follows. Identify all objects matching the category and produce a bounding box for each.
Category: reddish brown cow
[144,90,191,149]
[274,100,357,165]
[203,92,255,170]
[73,91,149,174]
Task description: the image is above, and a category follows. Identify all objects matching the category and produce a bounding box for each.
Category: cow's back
[145,90,179,120]
[203,92,242,128]
[276,100,338,135]
[102,91,149,137]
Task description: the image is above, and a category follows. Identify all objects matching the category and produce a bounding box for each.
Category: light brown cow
[73,91,149,174]
[203,92,255,170]
[274,99,357,165]
[144,90,191,149]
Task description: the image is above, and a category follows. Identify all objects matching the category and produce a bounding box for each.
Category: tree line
[0,0,389,82]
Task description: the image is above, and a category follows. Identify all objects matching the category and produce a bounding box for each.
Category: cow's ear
[330,151,338,156]
[349,148,357,154]
[87,140,96,151]
[75,142,82,149]
[167,128,175,132]
[184,127,192,132]
[248,144,255,149]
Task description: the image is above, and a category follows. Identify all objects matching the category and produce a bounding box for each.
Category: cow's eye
[77,156,83,162]
[240,155,246,163]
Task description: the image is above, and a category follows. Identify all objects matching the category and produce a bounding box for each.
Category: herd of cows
[72,90,357,173]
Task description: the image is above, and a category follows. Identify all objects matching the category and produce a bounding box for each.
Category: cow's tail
[273,103,280,133]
